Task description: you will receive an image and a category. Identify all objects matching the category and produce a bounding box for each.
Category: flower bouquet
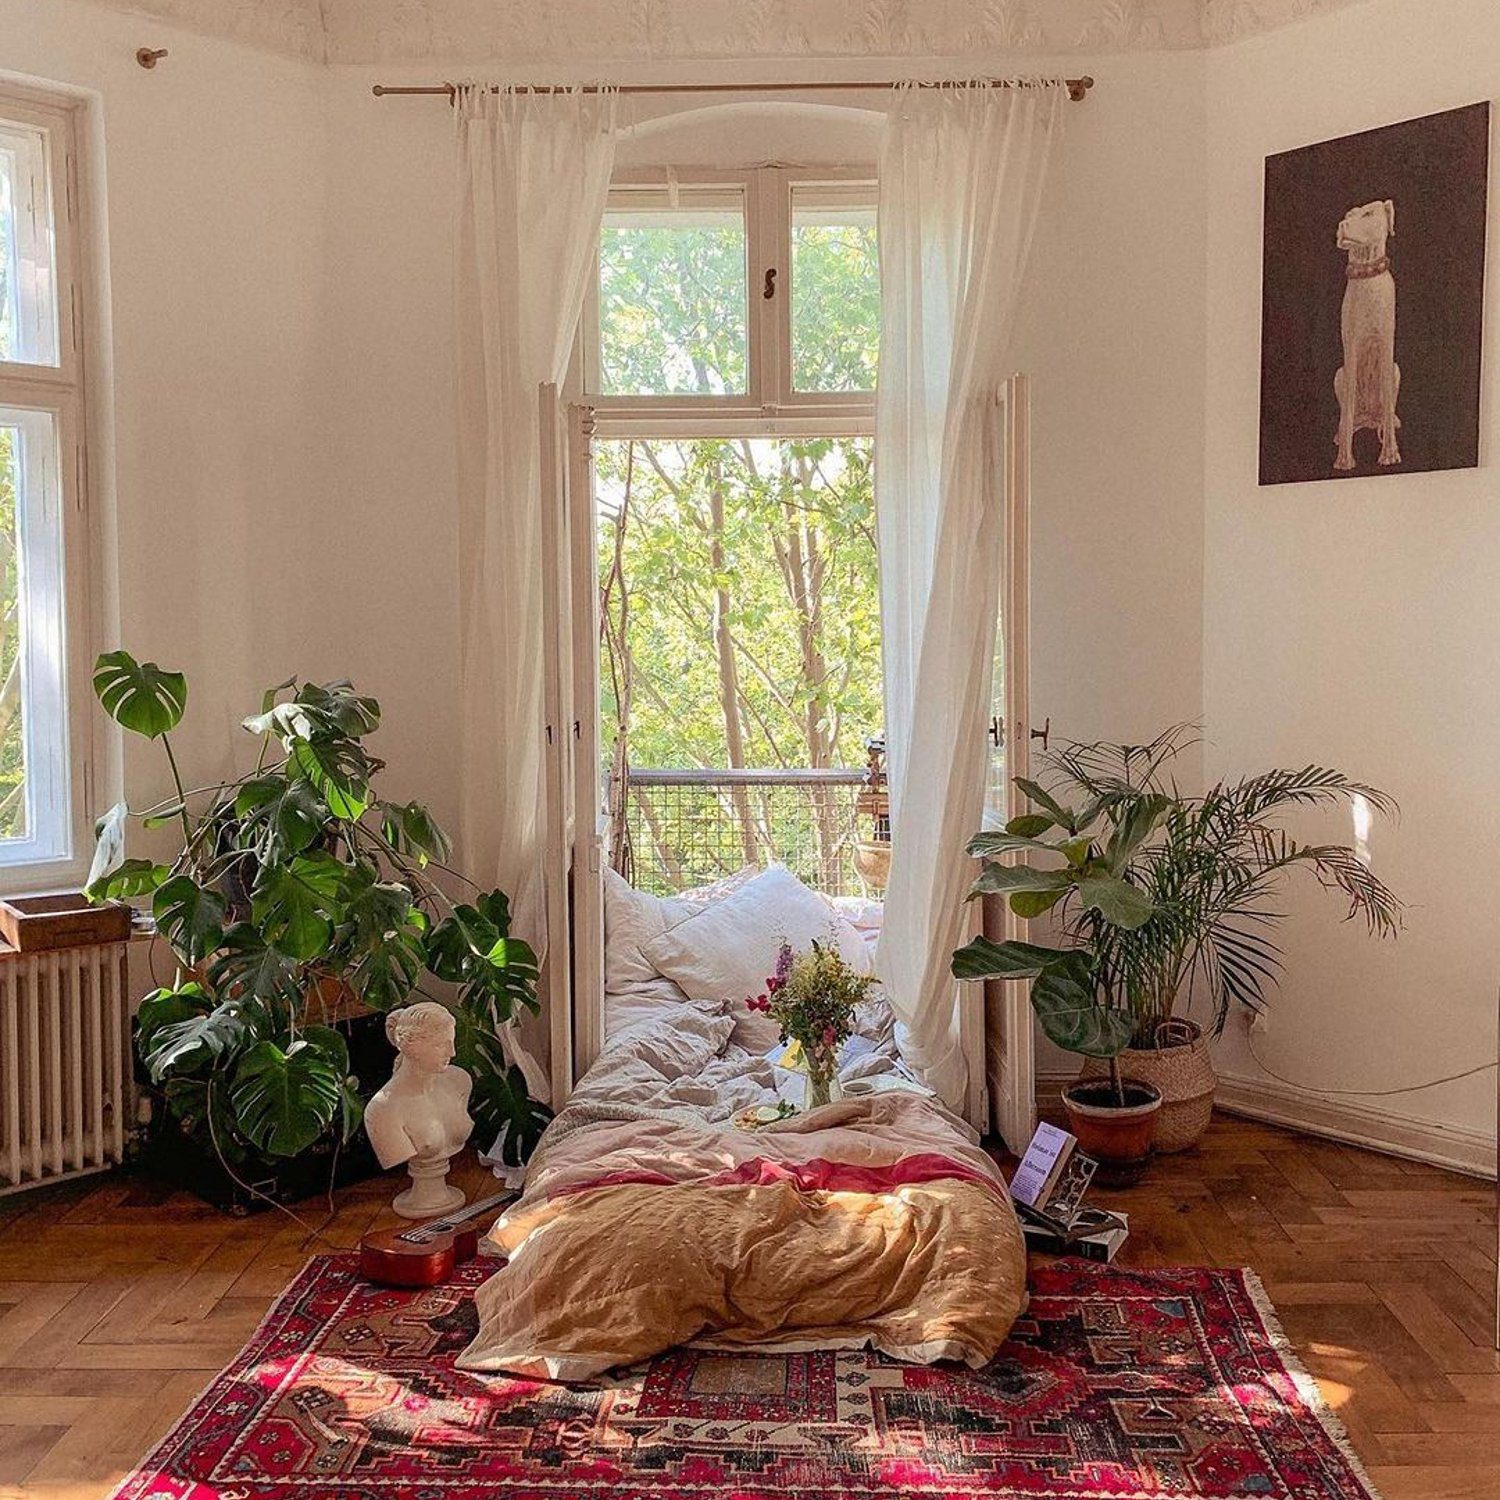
[746,939,877,1110]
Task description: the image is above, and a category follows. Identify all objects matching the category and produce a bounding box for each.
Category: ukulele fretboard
[394,1191,515,1246]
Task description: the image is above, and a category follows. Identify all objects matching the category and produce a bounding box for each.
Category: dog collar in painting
[1346,256,1391,280]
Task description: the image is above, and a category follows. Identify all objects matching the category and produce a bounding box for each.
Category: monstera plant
[86,651,549,1180]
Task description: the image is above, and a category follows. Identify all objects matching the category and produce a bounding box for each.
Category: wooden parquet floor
[0,1113,1494,1500]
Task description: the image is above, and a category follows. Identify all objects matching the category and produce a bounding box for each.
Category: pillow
[830,894,884,961]
[602,867,762,1038]
[602,867,693,995]
[640,865,873,1052]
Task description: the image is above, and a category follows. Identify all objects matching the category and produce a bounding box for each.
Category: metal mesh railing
[621,768,870,898]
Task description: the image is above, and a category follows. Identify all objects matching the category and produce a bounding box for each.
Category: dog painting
[1260,104,1490,486]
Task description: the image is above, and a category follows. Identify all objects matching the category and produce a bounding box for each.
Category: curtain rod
[372,77,1096,104]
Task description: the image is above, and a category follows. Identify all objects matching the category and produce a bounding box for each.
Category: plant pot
[1079,1022,1216,1152]
[1061,1080,1162,1187]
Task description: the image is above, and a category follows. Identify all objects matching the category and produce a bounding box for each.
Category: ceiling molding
[78,0,1378,66]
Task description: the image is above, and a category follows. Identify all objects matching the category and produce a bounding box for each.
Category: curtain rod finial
[1068,76,1094,103]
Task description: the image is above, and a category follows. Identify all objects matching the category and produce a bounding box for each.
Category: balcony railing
[618,768,871,899]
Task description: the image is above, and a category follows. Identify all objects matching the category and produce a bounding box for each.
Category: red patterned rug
[110,1255,1380,1499]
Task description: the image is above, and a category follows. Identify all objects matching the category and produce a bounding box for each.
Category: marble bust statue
[364,1001,474,1219]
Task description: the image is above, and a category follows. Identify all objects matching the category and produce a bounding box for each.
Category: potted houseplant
[954,725,1401,1159]
[85,652,550,1209]
[951,789,1172,1183]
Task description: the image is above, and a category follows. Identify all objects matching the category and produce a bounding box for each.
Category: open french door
[539,384,608,1107]
[979,373,1038,1151]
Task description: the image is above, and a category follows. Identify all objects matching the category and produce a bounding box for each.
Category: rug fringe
[1240,1266,1387,1500]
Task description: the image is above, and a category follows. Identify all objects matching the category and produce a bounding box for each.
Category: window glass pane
[0,418,29,839]
[0,123,59,368]
[791,186,880,393]
[597,189,747,397]
[0,406,68,862]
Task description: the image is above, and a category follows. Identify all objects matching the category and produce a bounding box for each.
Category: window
[584,163,883,897]
[586,168,878,418]
[0,90,93,888]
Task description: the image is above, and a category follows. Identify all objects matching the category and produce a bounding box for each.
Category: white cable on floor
[1248,1028,1497,1097]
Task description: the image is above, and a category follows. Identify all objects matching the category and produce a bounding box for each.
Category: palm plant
[954,725,1401,1070]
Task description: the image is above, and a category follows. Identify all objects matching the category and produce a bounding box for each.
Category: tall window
[0,91,92,887]
[584,168,881,893]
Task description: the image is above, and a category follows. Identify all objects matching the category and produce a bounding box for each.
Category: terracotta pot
[1061,1080,1162,1187]
[1080,1022,1216,1152]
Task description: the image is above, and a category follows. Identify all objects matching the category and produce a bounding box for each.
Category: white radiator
[0,941,132,1193]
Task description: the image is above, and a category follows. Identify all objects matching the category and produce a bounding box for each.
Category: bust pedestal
[392,1148,467,1220]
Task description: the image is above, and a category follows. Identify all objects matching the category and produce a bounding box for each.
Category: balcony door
[978,374,1039,1151]
[551,162,1037,1131]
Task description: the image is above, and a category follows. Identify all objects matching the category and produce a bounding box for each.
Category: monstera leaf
[229,1029,350,1158]
[453,1016,549,1166]
[207,924,302,1002]
[426,900,539,1021]
[251,852,348,960]
[235,776,325,860]
[140,992,263,1084]
[93,651,187,739]
[291,739,372,821]
[380,801,452,867]
[152,876,228,965]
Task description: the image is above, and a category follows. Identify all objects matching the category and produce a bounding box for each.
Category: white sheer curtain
[454,86,618,1097]
[874,83,1064,1109]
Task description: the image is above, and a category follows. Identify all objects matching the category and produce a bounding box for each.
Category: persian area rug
[110,1255,1381,1500]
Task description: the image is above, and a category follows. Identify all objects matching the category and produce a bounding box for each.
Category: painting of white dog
[1260,103,1489,486]
[1334,198,1400,471]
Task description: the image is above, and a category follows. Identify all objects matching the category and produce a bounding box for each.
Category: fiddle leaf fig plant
[87,652,548,1174]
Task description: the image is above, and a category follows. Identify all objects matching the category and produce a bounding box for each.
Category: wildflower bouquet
[746,939,877,1109]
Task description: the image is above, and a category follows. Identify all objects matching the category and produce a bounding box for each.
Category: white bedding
[551,1002,935,1156]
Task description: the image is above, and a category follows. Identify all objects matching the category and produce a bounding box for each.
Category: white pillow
[601,867,764,1038]
[640,865,873,1051]
[603,867,693,995]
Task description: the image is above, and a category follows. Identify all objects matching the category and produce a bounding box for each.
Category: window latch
[763,267,778,300]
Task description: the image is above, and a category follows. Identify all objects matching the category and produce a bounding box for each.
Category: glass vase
[805,1071,834,1111]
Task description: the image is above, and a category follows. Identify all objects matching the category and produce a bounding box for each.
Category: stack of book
[1009,1122,1129,1263]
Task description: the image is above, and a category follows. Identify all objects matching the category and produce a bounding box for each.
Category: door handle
[1030,717,1051,752]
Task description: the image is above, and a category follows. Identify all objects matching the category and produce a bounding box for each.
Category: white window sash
[581,164,878,426]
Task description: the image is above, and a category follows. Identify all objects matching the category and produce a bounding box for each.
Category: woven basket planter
[1080,1023,1217,1152]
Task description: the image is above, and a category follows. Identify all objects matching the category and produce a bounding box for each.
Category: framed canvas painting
[1260,101,1491,485]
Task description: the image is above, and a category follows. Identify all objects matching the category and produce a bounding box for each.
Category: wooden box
[0,892,133,953]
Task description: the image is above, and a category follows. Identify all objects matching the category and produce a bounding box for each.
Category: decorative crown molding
[73,0,1379,66]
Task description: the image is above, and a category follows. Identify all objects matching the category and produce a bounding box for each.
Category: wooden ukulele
[358,1190,516,1287]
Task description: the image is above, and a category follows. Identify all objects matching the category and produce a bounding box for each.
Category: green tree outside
[595,200,881,889]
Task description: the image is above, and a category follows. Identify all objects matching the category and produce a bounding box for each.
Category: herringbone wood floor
[0,1114,1494,1499]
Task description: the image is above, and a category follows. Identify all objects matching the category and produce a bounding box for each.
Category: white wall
[1,0,330,827]
[1204,0,1500,1168]
[1015,52,1207,760]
